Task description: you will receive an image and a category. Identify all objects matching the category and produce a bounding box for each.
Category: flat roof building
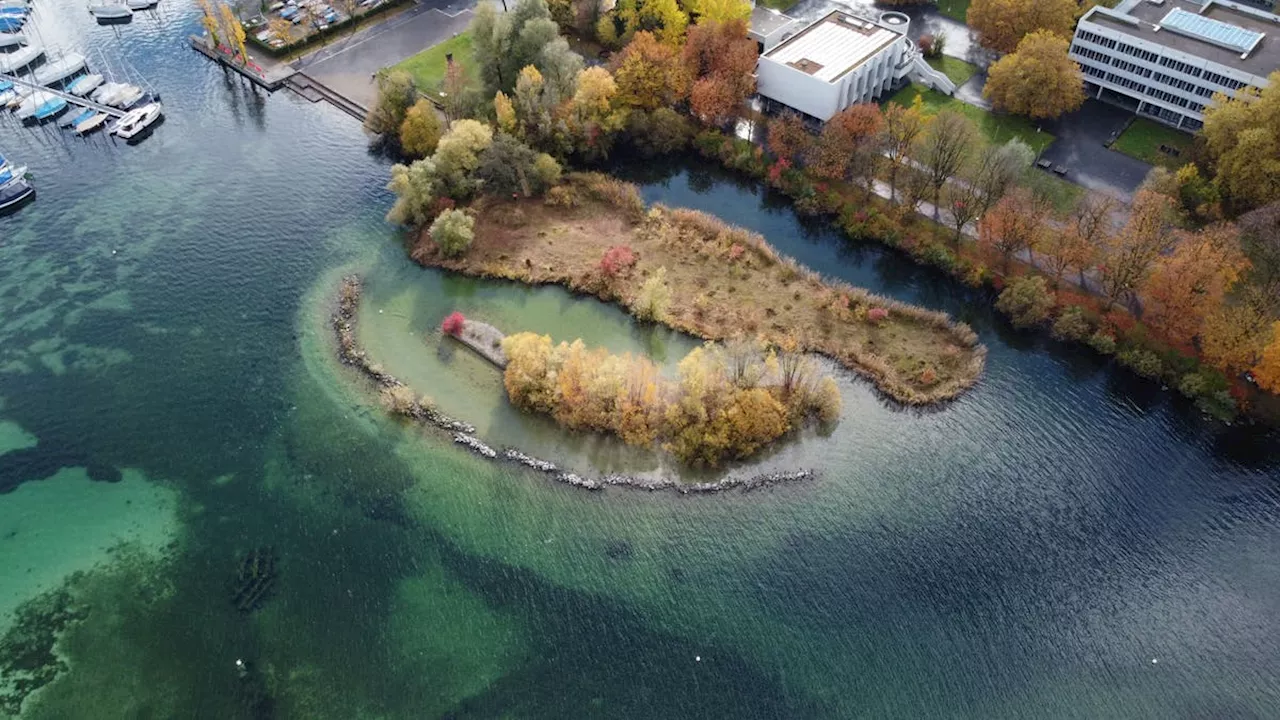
[748,5,800,53]
[1069,0,1279,130]
[756,10,952,122]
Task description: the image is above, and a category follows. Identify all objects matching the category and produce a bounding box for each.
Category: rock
[231,547,278,614]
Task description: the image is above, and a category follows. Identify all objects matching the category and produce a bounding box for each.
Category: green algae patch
[0,421,37,457]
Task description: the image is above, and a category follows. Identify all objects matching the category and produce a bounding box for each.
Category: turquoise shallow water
[1,1,1279,717]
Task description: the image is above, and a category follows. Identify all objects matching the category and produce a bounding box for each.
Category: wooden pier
[187,34,295,91]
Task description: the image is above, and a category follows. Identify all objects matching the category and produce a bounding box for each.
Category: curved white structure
[69,73,104,95]
[0,30,24,47]
[88,2,132,19]
[33,52,87,85]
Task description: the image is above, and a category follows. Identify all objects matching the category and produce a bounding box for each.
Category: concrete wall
[757,36,909,121]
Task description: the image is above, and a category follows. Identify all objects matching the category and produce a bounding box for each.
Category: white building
[1069,0,1279,131]
[748,5,800,54]
[756,10,950,122]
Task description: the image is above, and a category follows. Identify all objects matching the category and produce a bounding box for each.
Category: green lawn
[756,0,800,11]
[885,83,1055,155]
[936,0,970,23]
[1021,168,1086,214]
[1109,118,1194,170]
[925,55,978,88]
[391,32,475,93]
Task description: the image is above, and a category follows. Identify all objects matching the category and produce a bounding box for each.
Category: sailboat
[13,89,53,118]
[0,15,25,32]
[33,52,87,86]
[61,107,95,128]
[31,95,67,122]
[67,73,103,96]
[87,1,132,20]
[0,152,34,213]
[0,0,29,10]
[0,41,40,72]
[0,30,22,47]
[75,112,108,135]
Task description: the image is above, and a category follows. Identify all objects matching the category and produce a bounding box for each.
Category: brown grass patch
[409,173,986,404]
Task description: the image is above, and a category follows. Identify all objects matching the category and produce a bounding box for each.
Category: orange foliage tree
[1140,223,1250,347]
[1255,322,1280,393]
[977,188,1048,273]
[682,19,757,127]
[1098,190,1178,310]
[805,104,884,195]
[610,31,689,111]
[766,112,812,166]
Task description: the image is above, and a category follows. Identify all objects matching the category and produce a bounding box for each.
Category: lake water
[1,1,1278,717]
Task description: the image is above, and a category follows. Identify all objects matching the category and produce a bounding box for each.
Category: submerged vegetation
[502,332,841,467]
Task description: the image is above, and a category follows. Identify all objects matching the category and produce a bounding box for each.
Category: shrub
[544,185,577,207]
[1177,372,1207,398]
[599,245,637,277]
[995,276,1056,329]
[399,99,442,159]
[429,209,475,257]
[919,366,939,386]
[1051,305,1093,342]
[867,307,889,325]
[381,385,424,417]
[441,311,466,336]
[633,267,671,322]
[1117,347,1165,379]
[1088,331,1117,355]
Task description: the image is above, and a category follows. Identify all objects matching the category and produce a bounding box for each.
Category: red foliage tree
[441,311,466,337]
[683,19,757,127]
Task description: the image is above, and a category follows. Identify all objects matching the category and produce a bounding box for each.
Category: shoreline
[331,276,817,494]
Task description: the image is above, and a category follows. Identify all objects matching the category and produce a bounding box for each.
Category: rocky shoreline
[332,276,816,495]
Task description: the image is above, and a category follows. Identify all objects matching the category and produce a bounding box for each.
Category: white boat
[101,84,135,106]
[88,2,133,19]
[0,31,23,47]
[125,0,157,8]
[33,53,87,86]
[90,81,121,102]
[14,90,54,119]
[76,112,108,134]
[112,86,143,108]
[110,102,161,139]
[0,89,13,106]
[0,42,40,73]
[0,0,29,10]
[68,73,103,96]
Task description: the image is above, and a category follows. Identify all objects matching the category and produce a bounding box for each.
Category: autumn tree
[1202,302,1271,375]
[565,66,628,159]
[806,103,885,196]
[967,0,1078,54]
[1097,190,1178,310]
[983,31,1085,120]
[471,0,583,97]
[683,19,757,127]
[428,209,476,256]
[634,266,671,321]
[1201,70,1280,213]
[915,109,979,216]
[475,132,561,196]
[967,139,1033,216]
[688,0,751,23]
[399,99,443,159]
[1141,223,1250,347]
[996,276,1056,328]
[977,187,1048,272]
[942,180,982,247]
[612,0,689,46]
[1239,201,1280,314]
[365,70,416,137]
[767,112,812,166]
[880,98,926,202]
[1255,323,1280,393]
[611,31,689,111]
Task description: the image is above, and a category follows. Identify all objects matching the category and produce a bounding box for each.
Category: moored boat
[75,112,108,135]
[68,73,103,96]
[111,85,143,108]
[0,154,34,213]
[14,89,53,118]
[111,101,161,139]
[0,30,22,46]
[33,52,87,86]
[88,1,132,20]
[125,0,158,8]
[0,42,40,72]
[31,96,68,122]
[0,16,26,33]
[61,107,95,128]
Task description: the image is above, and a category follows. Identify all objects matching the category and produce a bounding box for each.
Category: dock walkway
[0,72,127,117]
[187,34,295,91]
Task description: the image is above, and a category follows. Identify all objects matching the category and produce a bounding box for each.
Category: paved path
[299,0,476,108]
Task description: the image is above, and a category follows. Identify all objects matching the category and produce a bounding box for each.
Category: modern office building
[1068,0,1279,130]
[755,10,953,122]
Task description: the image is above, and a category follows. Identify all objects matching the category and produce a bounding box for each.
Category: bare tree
[916,109,979,217]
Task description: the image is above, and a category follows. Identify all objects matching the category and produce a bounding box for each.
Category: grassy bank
[1110,118,1193,171]
[936,0,970,23]
[926,55,978,88]
[392,32,475,92]
[886,83,1054,155]
[410,174,986,406]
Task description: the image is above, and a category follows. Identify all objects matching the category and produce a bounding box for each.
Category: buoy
[1152,658,1158,664]
[695,656,701,662]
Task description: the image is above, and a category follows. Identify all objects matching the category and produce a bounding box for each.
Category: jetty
[187,34,294,91]
[0,71,127,117]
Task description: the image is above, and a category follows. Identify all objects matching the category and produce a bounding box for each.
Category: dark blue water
[0,2,1278,718]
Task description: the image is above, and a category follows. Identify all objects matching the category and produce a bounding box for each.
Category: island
[409,173,986,407]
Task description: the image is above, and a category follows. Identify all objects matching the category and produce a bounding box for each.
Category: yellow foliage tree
[983,31,1085,120]
[1255,322,1280,393]
[399,99,443,159]
[611,31,689,111]
[967,0,1078,54]
[688,0,750,23]
[494,91,517,135]
[1201,71,1280,213]
[1141,223,1250,347]
[1201,302,1270,375]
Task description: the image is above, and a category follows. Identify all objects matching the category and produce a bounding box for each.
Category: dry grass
[410,173,986,404]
